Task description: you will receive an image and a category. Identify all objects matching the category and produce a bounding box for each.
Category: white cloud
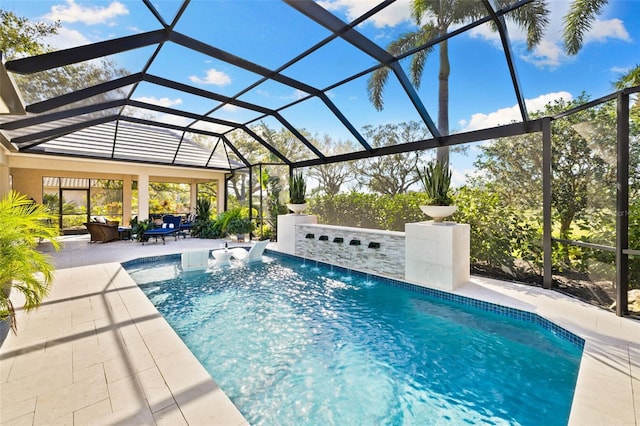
[192,122,235,134]
[521,39,567,69]
[459,91,573,132]
[585,18,630,44]
[157,114,191,127]
[44,0,128,25]
[133,96,183,108]
[468,2,630,69]
[292,89,308,101]
[221,104,239,112]
[46,26,91,49]
[319,0,411,28]
[189,69,232,86]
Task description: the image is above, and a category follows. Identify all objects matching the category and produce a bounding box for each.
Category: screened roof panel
[121,105,191,128]
[282,37,379,89]
[175,133,226,168]
[249,116,321,163]
[278,96,367,155]
[413,21,524,135]
[188,120,235,135]
[1,0,634,172]
[172,0,332,69]
[237,79,310,111]
[328,71,432,141]
[146,43,264,98]
[131,81,220,115]
[207,104,267,126]
[226,128,278,165]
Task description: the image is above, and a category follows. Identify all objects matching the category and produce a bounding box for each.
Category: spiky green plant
[0,191,61,334]
[417,160,453,206]
[289,172,306,204]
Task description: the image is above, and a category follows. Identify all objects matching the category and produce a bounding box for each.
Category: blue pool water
[125,254,582,426]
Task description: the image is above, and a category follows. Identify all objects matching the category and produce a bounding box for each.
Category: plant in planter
[417,160,457,222]
[0,191,62,344]
[130,216,153,242]
[225,217,255,242]
[287,171,307,214]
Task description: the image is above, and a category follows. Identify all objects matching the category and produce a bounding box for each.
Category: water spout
[368,242,380,249]
[333,237,344,243]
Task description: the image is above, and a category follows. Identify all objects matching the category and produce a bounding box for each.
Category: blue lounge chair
[142,215,182,245]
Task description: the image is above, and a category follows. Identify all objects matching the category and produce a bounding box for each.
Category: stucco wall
[4,152,226,222]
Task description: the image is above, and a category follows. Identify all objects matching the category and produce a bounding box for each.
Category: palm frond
[563,0,608,55]
[509,0,550,50]
[367,66,391,111]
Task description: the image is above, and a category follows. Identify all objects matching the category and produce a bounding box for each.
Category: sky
[2,0,639,183]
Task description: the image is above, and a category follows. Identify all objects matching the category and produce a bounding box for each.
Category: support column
[189,180,197,216]
[616,91,630,316]
[217,177,225,214]
[542,117,553,289]
[137,173,149,221]
[0,149,9,198]
[122,175,132,226]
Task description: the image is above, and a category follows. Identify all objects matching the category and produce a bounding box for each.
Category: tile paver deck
[1,235,639,425]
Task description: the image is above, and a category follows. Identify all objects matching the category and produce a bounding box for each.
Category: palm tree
[613,64,640,90]
[0,191,61,336]
[367,0,549,164]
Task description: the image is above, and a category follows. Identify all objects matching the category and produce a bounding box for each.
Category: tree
[0,9,128,106]
[307,135,358,196]
[367,0,549,164]
[474,94,617,242]
[0,10,59,58]
[614,64,640,90]
[353,121,430,195]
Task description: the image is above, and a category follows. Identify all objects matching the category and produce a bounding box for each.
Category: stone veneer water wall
[295,223,405,278]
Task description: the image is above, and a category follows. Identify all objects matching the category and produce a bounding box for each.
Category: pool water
[126,255,582,426]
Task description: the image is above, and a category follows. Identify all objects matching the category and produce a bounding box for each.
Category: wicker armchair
[84,222,119,243]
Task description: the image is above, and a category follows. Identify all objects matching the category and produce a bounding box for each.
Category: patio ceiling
[0,0,540,172]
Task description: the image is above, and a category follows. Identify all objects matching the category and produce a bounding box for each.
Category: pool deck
[1,235,638,425]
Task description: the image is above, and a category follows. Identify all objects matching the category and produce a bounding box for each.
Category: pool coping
[123,248,640,425]
[2,241,638,425]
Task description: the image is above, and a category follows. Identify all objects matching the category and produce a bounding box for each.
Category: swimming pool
[125,253,583,425]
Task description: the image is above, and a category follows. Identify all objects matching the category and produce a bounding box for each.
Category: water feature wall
[295,223,405,278]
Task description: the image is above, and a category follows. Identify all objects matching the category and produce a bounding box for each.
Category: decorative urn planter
[419,205,457,222]
[287,203,308,215]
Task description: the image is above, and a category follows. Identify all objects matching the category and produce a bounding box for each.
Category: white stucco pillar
[137,173,149,221]
[190,180,197,217]
[122,175,132,226]
[0,149,9,198]
[405,222,470,291]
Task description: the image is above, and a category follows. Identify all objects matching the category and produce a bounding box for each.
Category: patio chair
[229,240,269,263]
[84,222,119,243]
[142,214,183,245]
[181,249,210,272]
